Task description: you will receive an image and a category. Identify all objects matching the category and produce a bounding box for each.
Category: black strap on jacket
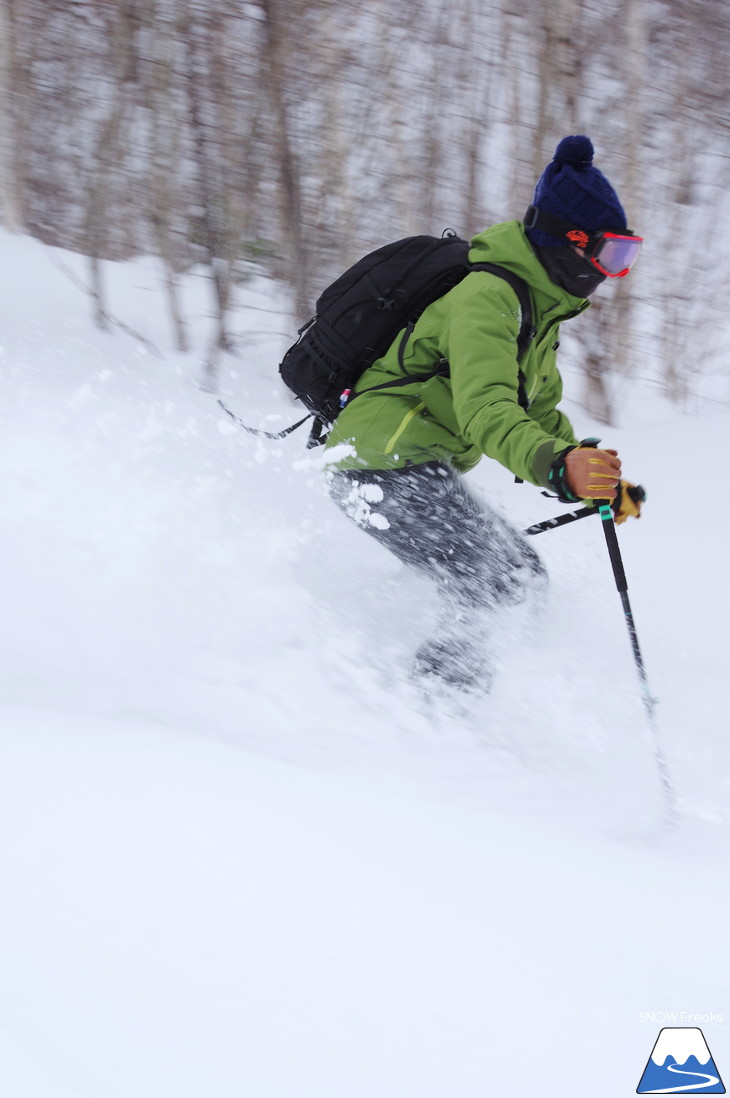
[470,262,536,363]
[471,262,536,410]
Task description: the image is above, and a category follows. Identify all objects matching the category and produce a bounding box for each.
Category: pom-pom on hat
[525,135,627,248]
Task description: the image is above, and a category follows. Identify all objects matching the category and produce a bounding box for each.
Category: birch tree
[259,0,309,317]
[84,0,142,331]
[0,0,23,230]
[145,2,190,353]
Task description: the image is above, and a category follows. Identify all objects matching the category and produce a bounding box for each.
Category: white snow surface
[1,229,728,1096]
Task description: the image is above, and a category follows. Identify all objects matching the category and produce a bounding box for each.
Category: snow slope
[0,230,728,1097]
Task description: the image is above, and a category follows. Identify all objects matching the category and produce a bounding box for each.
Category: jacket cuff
[532,439,565,489]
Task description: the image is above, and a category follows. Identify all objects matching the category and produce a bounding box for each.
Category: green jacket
[324,220,589,488]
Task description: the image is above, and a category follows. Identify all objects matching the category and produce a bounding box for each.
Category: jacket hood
[468,220,589,317]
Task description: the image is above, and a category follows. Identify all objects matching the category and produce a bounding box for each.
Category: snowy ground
[1,229,728,1096]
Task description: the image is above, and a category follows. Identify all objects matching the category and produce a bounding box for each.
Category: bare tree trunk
[184,2,235,388]
[84,1,141,331]
[609,0,646,401]
[579,298,616,423]
[500,4,532,211]
[374,0,417,236]
[0,0,23,231]
[460,0,500,230]
[259,0,309,317]
[537,0,581,163]
[145,0,189,353]
[314,1,355,265]
[659,40,694,405]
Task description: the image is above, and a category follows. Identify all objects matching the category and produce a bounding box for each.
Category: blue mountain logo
[638,1027,725,1093]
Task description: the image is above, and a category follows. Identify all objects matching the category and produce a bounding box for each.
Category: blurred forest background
[1,0,729,421]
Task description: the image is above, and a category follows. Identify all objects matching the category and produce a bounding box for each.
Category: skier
[324,135,644,692]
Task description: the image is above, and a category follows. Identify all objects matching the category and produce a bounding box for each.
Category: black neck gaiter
[535,244,607,299]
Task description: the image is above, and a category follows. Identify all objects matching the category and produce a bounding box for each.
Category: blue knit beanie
[525,135,627,248]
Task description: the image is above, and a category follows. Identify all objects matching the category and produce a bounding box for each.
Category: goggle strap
[524,205,593,246]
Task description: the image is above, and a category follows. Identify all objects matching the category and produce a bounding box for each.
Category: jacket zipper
[384,401,426,454]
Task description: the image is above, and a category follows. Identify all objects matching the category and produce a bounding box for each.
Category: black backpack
[278,230,535,446]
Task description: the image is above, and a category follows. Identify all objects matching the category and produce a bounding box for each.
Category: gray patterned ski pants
[328,462,546,688]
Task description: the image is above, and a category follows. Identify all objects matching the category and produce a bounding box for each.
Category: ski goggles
[525,205,643,277]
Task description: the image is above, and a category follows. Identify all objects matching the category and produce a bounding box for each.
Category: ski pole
[523,504,598,536]
[596,501,678,828]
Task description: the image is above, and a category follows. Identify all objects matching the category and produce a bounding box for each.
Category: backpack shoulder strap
[469,262,536,411]
[469,262,535,361]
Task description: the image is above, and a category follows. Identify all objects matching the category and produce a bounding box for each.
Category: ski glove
[612,480,646,524]
[548,441,621,503]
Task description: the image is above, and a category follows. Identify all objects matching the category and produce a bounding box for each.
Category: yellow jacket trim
[384,401,426,454]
